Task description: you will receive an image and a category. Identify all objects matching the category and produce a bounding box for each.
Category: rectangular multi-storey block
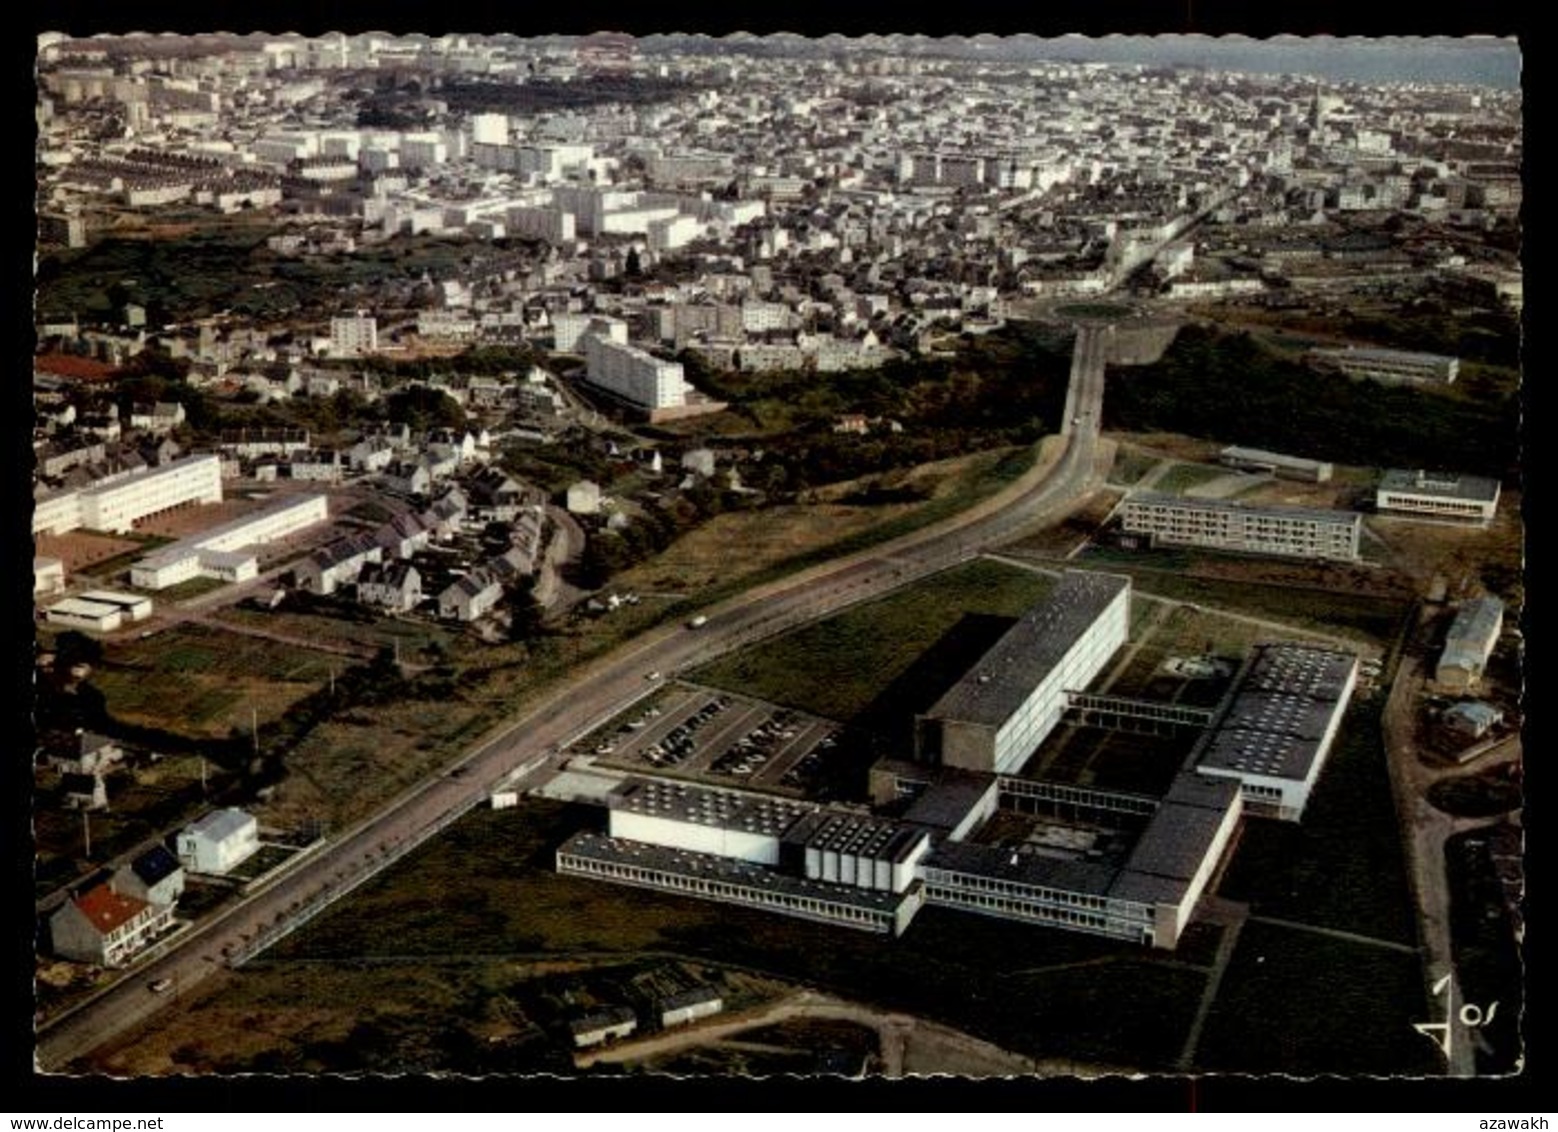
[67,454,224,535]
[1120,493,1361,561]
[915,571,1132,775]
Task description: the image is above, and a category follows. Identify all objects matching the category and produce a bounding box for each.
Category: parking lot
[573,682,843,796]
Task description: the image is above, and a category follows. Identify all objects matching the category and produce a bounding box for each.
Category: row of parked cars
[642,696,733,769]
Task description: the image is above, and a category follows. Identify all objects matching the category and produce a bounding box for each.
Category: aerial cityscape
[30,29,1523,1083]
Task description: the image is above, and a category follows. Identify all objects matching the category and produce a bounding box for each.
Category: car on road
[148,978,172,993]
[687,615,709,629]
[646,671,662,681]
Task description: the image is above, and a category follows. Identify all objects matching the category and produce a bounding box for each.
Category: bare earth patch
[34,530,143,574]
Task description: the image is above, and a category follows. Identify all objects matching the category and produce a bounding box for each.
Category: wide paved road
[37,324,1115,1071]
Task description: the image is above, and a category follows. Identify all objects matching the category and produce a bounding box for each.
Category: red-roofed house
[49,880,175,966]
[33,353,119,383]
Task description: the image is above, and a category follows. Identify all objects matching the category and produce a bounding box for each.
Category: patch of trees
[679,321,1070,471]
[1342,304,1521,368]
[382,384,468,432]
[437,75,708,114]
[1104,326,1519,481]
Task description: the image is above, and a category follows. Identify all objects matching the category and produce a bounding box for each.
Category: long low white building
[45,596,126,633]
[130,493,330,589]
[33,454,224,536]
[1309,346,1459,385]
[1376,469,1501,525]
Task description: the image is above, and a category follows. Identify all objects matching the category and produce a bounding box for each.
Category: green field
[1070,548,1410,647]
[1194,921,1437,1075]
[691,558,1057,731]
[1217,708,1419,945]
[1107,448,1161,487]
[1153,462,1235,495]
[92,624,352,739]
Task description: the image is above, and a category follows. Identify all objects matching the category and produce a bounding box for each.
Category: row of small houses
[292,485,546,621]
[48,807,260,968]
[248,427,494,489]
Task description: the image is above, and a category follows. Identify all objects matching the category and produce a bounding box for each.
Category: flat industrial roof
[922,571,1130,729]
[782,811,928,864]
[559,831,906,914]
[1125,492,1362,526]
[1378,469,1501,503]
[925,772,1241,910]
[1314,347,1458,365]
[78,590,152,609]
[901,771,1000,832]
[136,492,328,569]
[47,597,121,618]
[1195,644,1357,782]
[923,839,1122,897]
[1220,446,1331,471]
[1121,775,1240,883]
[606,777,816,839]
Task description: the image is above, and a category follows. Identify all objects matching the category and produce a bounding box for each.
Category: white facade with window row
[583,332,693,411]
[130,493,329,589]
[33,454,223,536]
[1376,469,1501,525]
[1120,493,1361,562]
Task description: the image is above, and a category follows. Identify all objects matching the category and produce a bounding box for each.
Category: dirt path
[1176,899,1247,1071]
[1378,649,1522,1077]
[574,988,1040,1078]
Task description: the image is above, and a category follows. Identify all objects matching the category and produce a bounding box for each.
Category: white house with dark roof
[438,570,503,622]
[293,533,383,595]
[112,844,185,907]
[357,561,422,613]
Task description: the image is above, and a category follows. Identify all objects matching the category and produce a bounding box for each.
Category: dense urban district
[31,31,1523,1080]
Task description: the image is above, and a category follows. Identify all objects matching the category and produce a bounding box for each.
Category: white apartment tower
[330,312,378,357]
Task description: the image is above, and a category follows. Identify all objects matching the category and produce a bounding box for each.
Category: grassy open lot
[1107,447,1161,487]
[1193,921,1437,1075]
[691,558,1057,732]
[1067,547,1410,648]
[209,605,464,661]
[92,624,352,740]
[34,754,220,899]
[616,445,1037,612]
[1029,725,1195,797]
[1216,708,1418,945]
[262,699,491,831]
[138,576,229,602]
[113,798,1216,1073]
